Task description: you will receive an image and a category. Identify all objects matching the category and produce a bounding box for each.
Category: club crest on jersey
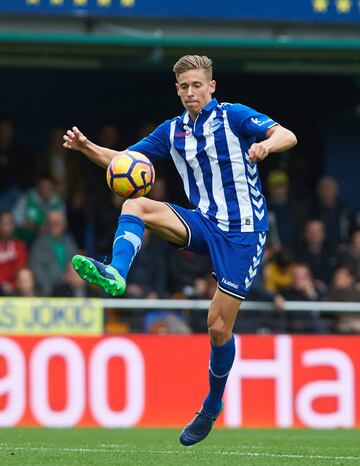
[210,117,222,133]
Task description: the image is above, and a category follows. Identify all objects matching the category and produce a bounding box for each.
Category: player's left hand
[248,143,269,163]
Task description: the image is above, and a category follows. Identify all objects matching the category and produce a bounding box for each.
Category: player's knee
[121,198,147,218]
[208,317,230,346]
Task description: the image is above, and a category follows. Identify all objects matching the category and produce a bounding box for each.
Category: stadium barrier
[1,297,360,335]
[101,299,360,312]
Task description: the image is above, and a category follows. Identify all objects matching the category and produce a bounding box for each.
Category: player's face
[176,69,216,118]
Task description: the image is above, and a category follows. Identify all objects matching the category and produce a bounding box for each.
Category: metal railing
[101,299,360,312]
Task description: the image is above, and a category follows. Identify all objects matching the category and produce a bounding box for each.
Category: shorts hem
[164,202,191,249]
[217,283,246,300]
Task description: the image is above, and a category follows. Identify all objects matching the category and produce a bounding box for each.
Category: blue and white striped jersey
[128,98,277,232]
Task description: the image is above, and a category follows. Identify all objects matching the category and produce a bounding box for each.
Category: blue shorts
[166,203,267,300]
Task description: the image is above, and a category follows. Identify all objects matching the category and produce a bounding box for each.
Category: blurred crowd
[1,117,360,335]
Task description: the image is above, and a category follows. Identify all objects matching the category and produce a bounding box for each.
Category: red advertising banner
[0,335,359,428]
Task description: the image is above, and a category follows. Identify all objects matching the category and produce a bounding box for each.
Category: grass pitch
[0,428,359,465]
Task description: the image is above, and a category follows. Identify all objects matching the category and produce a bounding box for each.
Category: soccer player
[63,55,297,445]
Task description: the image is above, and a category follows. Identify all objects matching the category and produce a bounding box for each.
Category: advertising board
[0,334,358,427]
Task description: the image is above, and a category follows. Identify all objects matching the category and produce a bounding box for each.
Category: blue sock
[202,335,235,416]
[110,214,144,279]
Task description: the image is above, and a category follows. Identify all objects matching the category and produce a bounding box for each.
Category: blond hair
[173,55,213,80]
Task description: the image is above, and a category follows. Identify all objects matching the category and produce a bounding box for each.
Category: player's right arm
[63,126,124,169]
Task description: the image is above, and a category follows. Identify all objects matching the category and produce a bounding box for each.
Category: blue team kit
[129,98,276,297]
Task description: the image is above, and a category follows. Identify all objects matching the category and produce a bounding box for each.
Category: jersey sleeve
[226,103,278,140]
[128,120,171,161]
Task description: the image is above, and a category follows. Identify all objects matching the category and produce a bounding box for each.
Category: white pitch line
[98,443,131,448]
[217,451,360,461]
[0,446,116,453]
[0,445,359,462]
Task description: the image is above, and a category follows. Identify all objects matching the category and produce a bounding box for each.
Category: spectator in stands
[36,127,85,201]
[144,311,192,334]
[266,169,306,250]
[0,211,28,295]
[325,265,360,334]
[168,249,212,298]
[36,127,87,248]
[12,175,66,244]
[337,313,360,334]
[297,219,336,287]
[282,263,328,333]
[336,228,360,282]
[264,247,295,294]
[12,267,37,297]
[30,210,78,296]
[52,262,103,298]
[285,263,319,301]
[0,118,33,210]
[325,266,360,302]
[311,176,355,248]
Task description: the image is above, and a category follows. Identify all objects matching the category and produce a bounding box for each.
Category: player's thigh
[207,288,242,332]
[124,197,188,246]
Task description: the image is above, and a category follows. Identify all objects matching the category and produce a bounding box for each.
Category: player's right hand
[63,126,88,151]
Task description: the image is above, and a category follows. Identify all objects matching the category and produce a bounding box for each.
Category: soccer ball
[106,151,155,198]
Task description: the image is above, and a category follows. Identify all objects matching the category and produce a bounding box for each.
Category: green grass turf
[0,428,359,466]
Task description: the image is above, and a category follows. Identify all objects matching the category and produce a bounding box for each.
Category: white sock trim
[209,364,231,379]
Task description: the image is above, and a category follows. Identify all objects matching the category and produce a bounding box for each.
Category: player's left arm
[248,124,297,163]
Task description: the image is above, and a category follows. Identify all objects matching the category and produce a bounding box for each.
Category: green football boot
[72,255,126,297]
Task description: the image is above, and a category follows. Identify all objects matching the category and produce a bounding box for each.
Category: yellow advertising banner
[0,298,103,335]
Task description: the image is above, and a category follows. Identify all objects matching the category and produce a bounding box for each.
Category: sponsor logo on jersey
[174,132,191,137]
